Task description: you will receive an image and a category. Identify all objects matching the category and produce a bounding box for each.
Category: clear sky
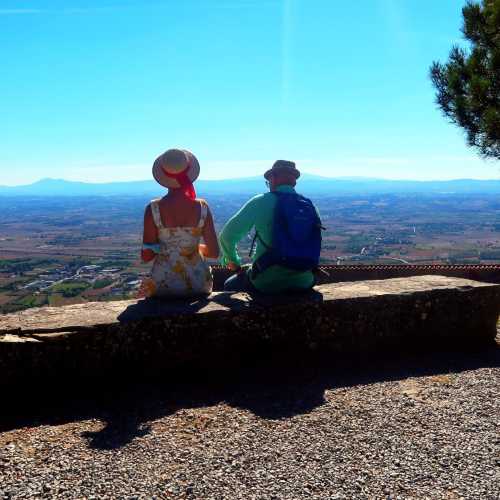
[1,0,498,185]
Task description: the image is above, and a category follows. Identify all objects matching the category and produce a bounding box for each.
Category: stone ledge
[211,264,500,289]
[1,275,499,384]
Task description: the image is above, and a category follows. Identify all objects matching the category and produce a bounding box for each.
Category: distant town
[22,261,141,297]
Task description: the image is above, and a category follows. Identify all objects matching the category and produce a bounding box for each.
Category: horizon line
[2,175,500,188]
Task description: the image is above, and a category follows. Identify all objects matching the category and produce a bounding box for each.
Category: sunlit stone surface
[1,275,499,384]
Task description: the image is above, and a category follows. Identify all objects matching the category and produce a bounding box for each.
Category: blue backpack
[251,192,323,277]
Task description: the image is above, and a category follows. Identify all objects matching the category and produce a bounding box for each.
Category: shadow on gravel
[1,343,499,450]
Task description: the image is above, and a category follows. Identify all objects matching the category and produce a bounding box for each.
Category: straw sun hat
[152,148,200,189]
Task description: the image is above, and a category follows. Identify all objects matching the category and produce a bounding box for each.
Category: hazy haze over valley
[2,176,500,197]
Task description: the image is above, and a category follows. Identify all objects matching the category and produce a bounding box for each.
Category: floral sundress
[147,198,213,297]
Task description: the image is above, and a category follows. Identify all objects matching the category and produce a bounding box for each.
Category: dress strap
[150,199,164,229]
[198,201,208,229]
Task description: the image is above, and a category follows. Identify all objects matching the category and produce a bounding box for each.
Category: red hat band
[162,164,197,200]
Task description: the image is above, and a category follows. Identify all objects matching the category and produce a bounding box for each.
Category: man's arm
[219,195,261,267]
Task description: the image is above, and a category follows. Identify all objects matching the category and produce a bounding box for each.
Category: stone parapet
[1,276,499,385]
[211,264,500,289]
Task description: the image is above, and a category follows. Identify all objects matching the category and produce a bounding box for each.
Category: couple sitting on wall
[140,148,322,298]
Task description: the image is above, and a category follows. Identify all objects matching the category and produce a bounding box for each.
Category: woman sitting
[140,148,219,298]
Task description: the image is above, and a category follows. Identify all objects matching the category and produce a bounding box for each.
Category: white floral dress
[148,199,213,298]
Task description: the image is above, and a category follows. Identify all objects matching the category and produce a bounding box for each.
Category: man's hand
[227,262,242,273]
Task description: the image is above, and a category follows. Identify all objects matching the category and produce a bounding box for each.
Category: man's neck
[272,184,296,193]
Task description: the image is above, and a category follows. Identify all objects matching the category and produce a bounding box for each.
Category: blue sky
[1,0,498,185]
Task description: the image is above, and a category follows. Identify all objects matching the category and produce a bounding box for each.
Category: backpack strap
[197,200,208,229]
[251,230,277,279]
[251,251,279,280]
[248,230,271,258]
[150,199,164,230]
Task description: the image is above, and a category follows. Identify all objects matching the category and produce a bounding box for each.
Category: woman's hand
[137,278,156,299]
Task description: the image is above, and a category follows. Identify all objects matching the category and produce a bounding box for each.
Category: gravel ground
[1,341,499,500]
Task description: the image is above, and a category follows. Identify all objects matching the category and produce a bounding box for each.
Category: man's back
[219,185,317,294]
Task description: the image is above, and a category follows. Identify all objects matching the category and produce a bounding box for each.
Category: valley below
[1,192,500,313]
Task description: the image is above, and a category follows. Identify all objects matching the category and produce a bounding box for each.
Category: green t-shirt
[219,185,317,294]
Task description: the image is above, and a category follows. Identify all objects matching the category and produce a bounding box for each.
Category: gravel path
[1,343,499,500]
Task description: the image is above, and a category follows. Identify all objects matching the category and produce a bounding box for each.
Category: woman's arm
[141,205,159,263]
[200,205,220,259]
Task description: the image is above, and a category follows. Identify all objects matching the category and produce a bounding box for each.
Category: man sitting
[219,160,322,294]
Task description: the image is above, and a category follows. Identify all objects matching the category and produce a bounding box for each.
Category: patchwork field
[1,192,500,313]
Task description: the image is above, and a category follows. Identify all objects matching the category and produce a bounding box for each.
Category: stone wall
[1,276,499,385]
[212,264,500,290]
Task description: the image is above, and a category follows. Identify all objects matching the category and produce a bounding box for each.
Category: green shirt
[219,185,316,294]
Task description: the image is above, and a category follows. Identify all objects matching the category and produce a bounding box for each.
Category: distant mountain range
[1,176,500,196]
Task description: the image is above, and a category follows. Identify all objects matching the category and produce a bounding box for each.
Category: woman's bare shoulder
[196,198,210,207]
[144,198,160,214]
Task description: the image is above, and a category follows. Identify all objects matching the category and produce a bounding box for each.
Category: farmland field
[1,192,500,313]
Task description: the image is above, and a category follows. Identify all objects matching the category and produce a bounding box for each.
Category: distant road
[383,257,411,264]
[0,246,135,259]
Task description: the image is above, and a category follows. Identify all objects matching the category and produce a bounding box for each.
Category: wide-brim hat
[152,148,200,189]
[264,160,301,180]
